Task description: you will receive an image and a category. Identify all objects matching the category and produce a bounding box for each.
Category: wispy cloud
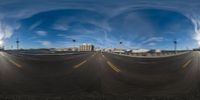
[148,42,156,46]
[36,30,47,36]
[0,0,199,49]
[0,21,13,40]
[29,21,42,30]
[53,24,68,31]
[0,40,3,46]
[191,18,200,45]
[142,37,164,44]
[37,40,51,46]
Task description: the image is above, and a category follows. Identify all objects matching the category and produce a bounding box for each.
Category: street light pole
[72,39,76,51]
[16,38,19,50]
[174,40,177,54]
[119,41,122,54]
[120,42,123,48]
[11,45,13,50]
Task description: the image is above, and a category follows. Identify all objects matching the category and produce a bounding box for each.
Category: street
[0,51,200,98]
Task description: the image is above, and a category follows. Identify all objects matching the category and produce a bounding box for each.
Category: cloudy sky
[0,0,200,50]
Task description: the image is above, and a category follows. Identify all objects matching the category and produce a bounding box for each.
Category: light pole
[72,39,76,51]
[11,45,13,50]
[16,38,19,50]
[119,41,123,54]
[173,40,177,54]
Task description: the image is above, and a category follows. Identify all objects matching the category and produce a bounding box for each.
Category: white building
[149,49,161,53]
[79,43,94,51]
[112,48,125,53]
[132,49,149,53]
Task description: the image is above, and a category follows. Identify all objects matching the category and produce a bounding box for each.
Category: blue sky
[0,0,200,50]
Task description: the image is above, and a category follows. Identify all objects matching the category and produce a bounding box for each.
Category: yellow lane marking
[8,59,22,68]
[182,60,192,69]
[107,61,121,72]
[73,60,87,69]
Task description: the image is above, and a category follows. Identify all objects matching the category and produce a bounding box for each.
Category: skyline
[0,0,200,50]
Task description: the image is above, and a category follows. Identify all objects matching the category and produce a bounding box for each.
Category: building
[103,48,114,52]
[112,48,125,54]
[193,48,200,51]
[0,46,4,51]
[132,49,149,53]
[52,47,78,52]
[79,43,94,51]
[148,49,161,53]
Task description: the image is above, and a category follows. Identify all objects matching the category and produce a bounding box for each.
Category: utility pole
[16,38,19,50]
[11,45,13,50]
[72,39,76,51]
[119,41,123,48]
[173,39,177,54]
[119,41,123,54]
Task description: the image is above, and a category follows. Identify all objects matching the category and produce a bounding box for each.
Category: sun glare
[0,40,3,46]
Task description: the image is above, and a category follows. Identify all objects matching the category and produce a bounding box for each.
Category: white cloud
[0,22,13,40]
[38,40,51,46]
[148,42,156,46]
[29,21,42,30]
[191,18,200,45]
[57,33,66,37]
[53,24,68,31]
[36,30,47,36]
[142,37,164,44]
[0,0,199,49]
[0,40,3,46]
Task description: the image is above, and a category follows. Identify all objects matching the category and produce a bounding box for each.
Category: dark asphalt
[0,51,200,98]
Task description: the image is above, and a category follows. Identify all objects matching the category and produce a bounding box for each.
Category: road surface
[0,51,200,98]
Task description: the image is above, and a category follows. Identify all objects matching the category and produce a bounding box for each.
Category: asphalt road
[0,51,200,98]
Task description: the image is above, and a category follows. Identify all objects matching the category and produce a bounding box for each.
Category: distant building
[0,46,4,51]
[148,49,161,53]
[79,43,94,51]
[132,49,149,53]
[104,48,114,52]
[113,48,125,53]
[51,47,78,52]
[94,47,103,52]
[193,48,200,51]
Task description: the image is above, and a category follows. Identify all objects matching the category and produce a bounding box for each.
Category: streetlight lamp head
[174,40,177,44]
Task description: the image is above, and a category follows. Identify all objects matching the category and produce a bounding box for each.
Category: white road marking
[182,60,192,69]
[0,52,22,68]
[8,59,22,68]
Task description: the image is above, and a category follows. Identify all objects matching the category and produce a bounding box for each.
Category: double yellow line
[101,54,121,73]
[107,61,121,72]
[73,53,96,69]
